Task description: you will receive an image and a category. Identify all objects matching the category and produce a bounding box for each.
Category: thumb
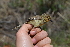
[16,24,33,47]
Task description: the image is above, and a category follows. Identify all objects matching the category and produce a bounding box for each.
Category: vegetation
[0,0,70,47]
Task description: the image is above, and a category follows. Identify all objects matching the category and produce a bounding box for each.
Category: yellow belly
[28,20,44,27]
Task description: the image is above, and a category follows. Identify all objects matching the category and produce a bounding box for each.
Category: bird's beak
[50,20,53,22]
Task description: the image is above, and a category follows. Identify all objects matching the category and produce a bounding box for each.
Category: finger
[43,44,53,47]
[16,24,34,47]
[30,28,41,35]
[35,37,51,47]
[32,30,48,44]
[17,24,33,34]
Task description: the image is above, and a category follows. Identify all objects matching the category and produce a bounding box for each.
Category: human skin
[16,24,53,47]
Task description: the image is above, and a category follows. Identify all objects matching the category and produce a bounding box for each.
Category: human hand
[16,24,53,47]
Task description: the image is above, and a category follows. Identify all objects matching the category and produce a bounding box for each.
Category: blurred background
[0,0,70,47]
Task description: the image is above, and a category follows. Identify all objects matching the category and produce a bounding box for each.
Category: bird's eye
[47,16,50,18]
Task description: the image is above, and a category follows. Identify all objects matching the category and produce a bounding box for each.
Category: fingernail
[34,45,38,47]
[30,31,36,35]
[32,38,36,43]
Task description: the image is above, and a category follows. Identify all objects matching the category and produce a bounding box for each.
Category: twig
[46,9,51,14]
[66,1,70,6]
[14,12,23,26]
[57,12,70,24]
[11,9,23,26]
[0,29,16,41]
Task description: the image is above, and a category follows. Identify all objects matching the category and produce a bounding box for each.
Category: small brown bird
[25,13,52,27]
[12,13,52,30]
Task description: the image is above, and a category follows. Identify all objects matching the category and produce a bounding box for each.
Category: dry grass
[0,0,70,47]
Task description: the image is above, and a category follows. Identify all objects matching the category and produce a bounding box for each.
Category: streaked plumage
[25,13,52,27]
[12,13,52,30]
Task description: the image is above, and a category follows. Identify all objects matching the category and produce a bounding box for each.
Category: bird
[12,13,52,30]
[25,13,52,27]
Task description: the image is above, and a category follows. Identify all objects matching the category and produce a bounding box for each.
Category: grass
[50,31,70,47]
